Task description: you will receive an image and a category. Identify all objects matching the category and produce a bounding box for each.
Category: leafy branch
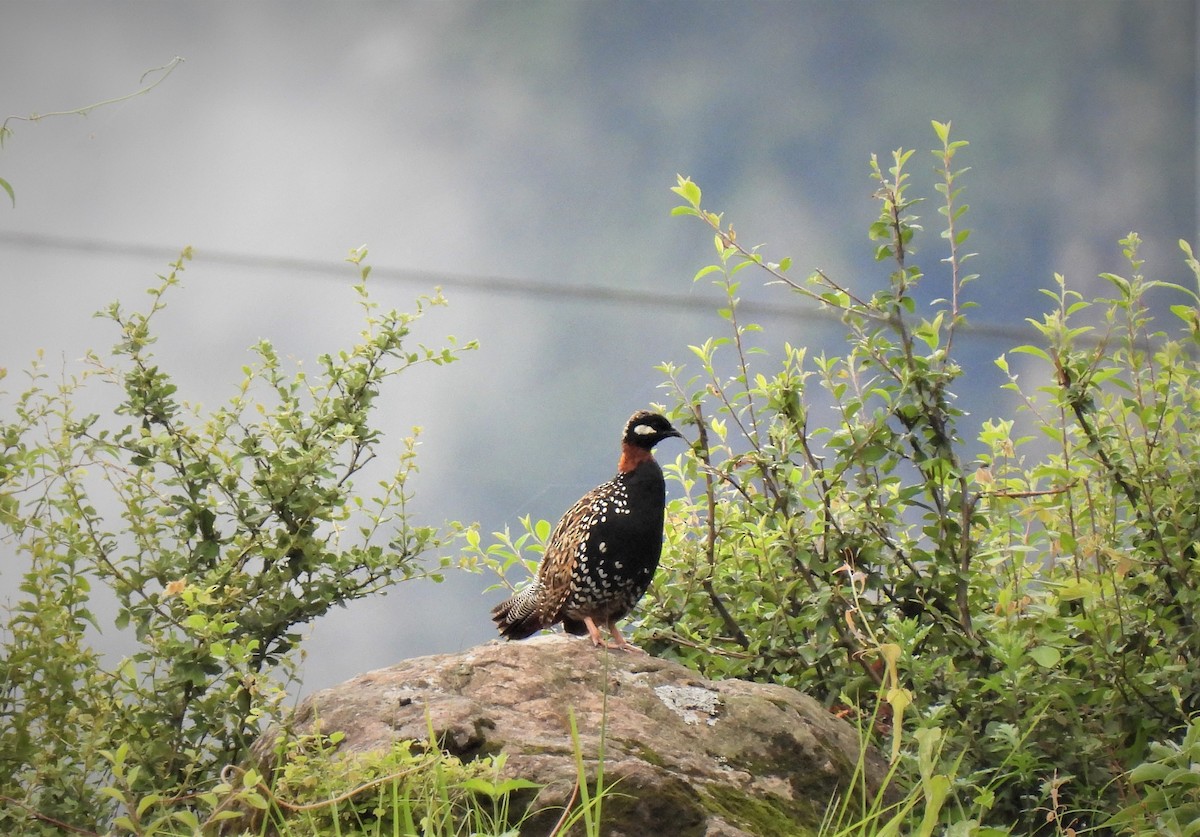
[0,246,474,832]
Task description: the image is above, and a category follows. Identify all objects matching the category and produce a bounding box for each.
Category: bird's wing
[536,480,610,618]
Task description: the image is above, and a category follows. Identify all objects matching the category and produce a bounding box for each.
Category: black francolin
[491,410,684,651]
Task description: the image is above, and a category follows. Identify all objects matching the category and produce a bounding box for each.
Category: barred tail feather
[491,583,549,640]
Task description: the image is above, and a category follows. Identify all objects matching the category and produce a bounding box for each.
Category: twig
[1,57,184,137]
[0,796,98,836]
[643,630,758,659]
[689,403,751,649]
[979,483,1077,501]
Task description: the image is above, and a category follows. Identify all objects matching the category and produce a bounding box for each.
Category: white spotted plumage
[491,411,684,650]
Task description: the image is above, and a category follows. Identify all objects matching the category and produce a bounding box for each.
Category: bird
[491,410,684,652]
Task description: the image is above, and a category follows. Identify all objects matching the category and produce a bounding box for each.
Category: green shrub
[648,124,1200,830]
[0,248,475,834]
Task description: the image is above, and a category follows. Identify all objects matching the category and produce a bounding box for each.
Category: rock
[255,634,891,836]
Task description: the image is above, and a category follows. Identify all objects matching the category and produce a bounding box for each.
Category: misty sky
[2,2,1196,694]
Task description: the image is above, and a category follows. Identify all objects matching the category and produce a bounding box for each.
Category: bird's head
[622,410,684,450]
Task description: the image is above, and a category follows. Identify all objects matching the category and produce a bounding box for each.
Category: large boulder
[257,634,891,836]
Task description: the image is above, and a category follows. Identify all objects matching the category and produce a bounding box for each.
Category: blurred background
[1,2,1196,695]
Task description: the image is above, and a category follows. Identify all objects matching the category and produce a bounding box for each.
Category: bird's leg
[605,620,646,654]
[583,616,606,647]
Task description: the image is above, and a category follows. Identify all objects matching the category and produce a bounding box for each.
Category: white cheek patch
[633,424,657,436]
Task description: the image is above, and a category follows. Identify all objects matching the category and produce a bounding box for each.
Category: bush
[0,248,475,834]
[644,123,1200,830]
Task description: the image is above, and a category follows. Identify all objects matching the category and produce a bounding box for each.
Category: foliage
[89,702,620,837]
[818,718,999,837]
[1106,718,1200,836]
[80,728,542,837]
[648,123,1200,831]
[251,728,538,837]
[475,122,1200,832]
[0,248,475,834]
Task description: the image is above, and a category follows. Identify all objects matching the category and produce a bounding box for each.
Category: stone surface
[256,634,890,836]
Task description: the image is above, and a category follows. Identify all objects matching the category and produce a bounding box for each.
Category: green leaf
[1010,344,1052,363]
[671,175,701,207]
[1170,304,1198,326]
[136,793,162,817]
[1128,762,1172,783]
[1164,766,1200,786]
[1028,645,1061,668]
[240,791,270,810]
[0,176,14,207]
[171,810,201,829]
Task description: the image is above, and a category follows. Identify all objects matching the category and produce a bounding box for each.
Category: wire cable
[1,229,1047,343]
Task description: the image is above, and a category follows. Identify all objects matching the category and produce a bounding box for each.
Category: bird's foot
[608,640,647,654]
[582,617,646,653]
[589,636,646,653]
